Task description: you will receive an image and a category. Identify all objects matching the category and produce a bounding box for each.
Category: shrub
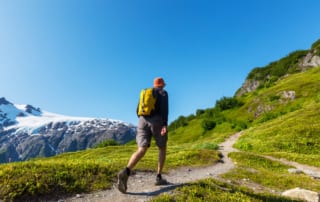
[94,139,119,148]
[186,114,196,121]
[193,142,219,150]
[231,120,248,131]
[201,119,216,131]
[196,109,205,116]
[204,108,226,124]
[168,115,189,131]
[215,96,243,111]
[258,112,281,123]
[269,95,281,102]
[311,38,320,55]
[246,50,308,88]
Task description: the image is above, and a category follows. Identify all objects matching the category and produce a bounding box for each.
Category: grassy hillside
[153,64,320,201]
[234,67,320,166]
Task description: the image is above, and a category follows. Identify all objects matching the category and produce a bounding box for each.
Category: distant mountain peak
[0,97,136,163]
[0,97,12,105]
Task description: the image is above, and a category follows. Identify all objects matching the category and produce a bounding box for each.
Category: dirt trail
[263,155,320,179]
[61,132,320,202]
[62,132,242,202]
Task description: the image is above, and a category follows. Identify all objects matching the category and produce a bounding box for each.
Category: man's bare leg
[157,146,166,174]
[127,146,148,170]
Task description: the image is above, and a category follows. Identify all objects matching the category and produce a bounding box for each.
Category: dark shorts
[136,116,167,148]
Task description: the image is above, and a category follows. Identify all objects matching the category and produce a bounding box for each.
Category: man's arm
[160,91,169,127]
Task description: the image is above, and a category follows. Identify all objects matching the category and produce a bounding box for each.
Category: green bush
[94,139,119,148]
[193,142,219,150]
[258,112,281,123]
[201,119,216,131]
[269,95,281,102]
[231,120,248,131]
[168,115,189,131]
[246,50,308,88]
[215,96,244,111]
[311,39,320,55]
[196,109,205,116]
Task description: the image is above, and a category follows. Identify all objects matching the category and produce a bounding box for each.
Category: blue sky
[1,0,320,125]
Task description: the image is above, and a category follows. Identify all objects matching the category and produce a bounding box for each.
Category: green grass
[0,145,220,201]
[232,67,320,123]
[168,117,239,147]
[231,67,320,167]
[222,152,320,192]
[234,101,320,166]
[152,178,301,202]
[0,161,116,201]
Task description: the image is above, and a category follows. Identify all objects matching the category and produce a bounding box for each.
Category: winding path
[63,132,242,202]
[62,131,320,202]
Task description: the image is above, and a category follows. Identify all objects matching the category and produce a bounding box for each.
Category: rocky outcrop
[0,97,11,105]
[282,187,320,202]
[235,80,260,97]
[300,51,320,70]
[236,44,320,97]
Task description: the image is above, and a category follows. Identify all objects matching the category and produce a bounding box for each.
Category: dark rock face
[0,97,11,105]
[25,104,42,115]
[0,119,136,163]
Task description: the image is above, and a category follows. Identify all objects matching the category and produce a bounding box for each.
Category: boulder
[282,187,319,202]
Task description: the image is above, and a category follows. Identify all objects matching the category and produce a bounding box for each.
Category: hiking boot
[155,174,168,186]
[117,168,128,193]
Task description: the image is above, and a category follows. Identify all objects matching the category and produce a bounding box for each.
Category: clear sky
[1,0,320,125]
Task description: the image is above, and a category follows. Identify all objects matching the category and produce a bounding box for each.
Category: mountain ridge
[235,39,320,97]
[0,97,136,163]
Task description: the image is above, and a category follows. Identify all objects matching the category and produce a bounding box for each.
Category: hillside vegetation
[1,39,320,201]
[234,66,320,166]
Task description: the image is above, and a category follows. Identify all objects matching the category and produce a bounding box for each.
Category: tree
[215,96,243,111]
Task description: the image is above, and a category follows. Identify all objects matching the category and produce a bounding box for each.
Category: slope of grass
[0,144,220,201]
[152,178,301,202]
[169,118,237,146]
[0,161,116,201]
[223,152,320,192]
[232,66,320,123]
[236,109,320,166]
[234,101,320,166]
[156,66,320,201]
[228,67,320,162]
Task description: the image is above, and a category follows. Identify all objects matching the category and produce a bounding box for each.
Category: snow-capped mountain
[0,97,136,163]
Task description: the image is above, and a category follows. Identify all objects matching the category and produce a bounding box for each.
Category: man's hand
[161,126,167,136]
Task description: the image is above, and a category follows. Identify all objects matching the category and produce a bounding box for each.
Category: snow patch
[5,108,95,135]
[0,103,21,121]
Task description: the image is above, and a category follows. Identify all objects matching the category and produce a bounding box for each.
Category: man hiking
[117,77,169,193]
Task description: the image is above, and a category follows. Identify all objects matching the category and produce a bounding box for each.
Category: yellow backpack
[137,88,157,116]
